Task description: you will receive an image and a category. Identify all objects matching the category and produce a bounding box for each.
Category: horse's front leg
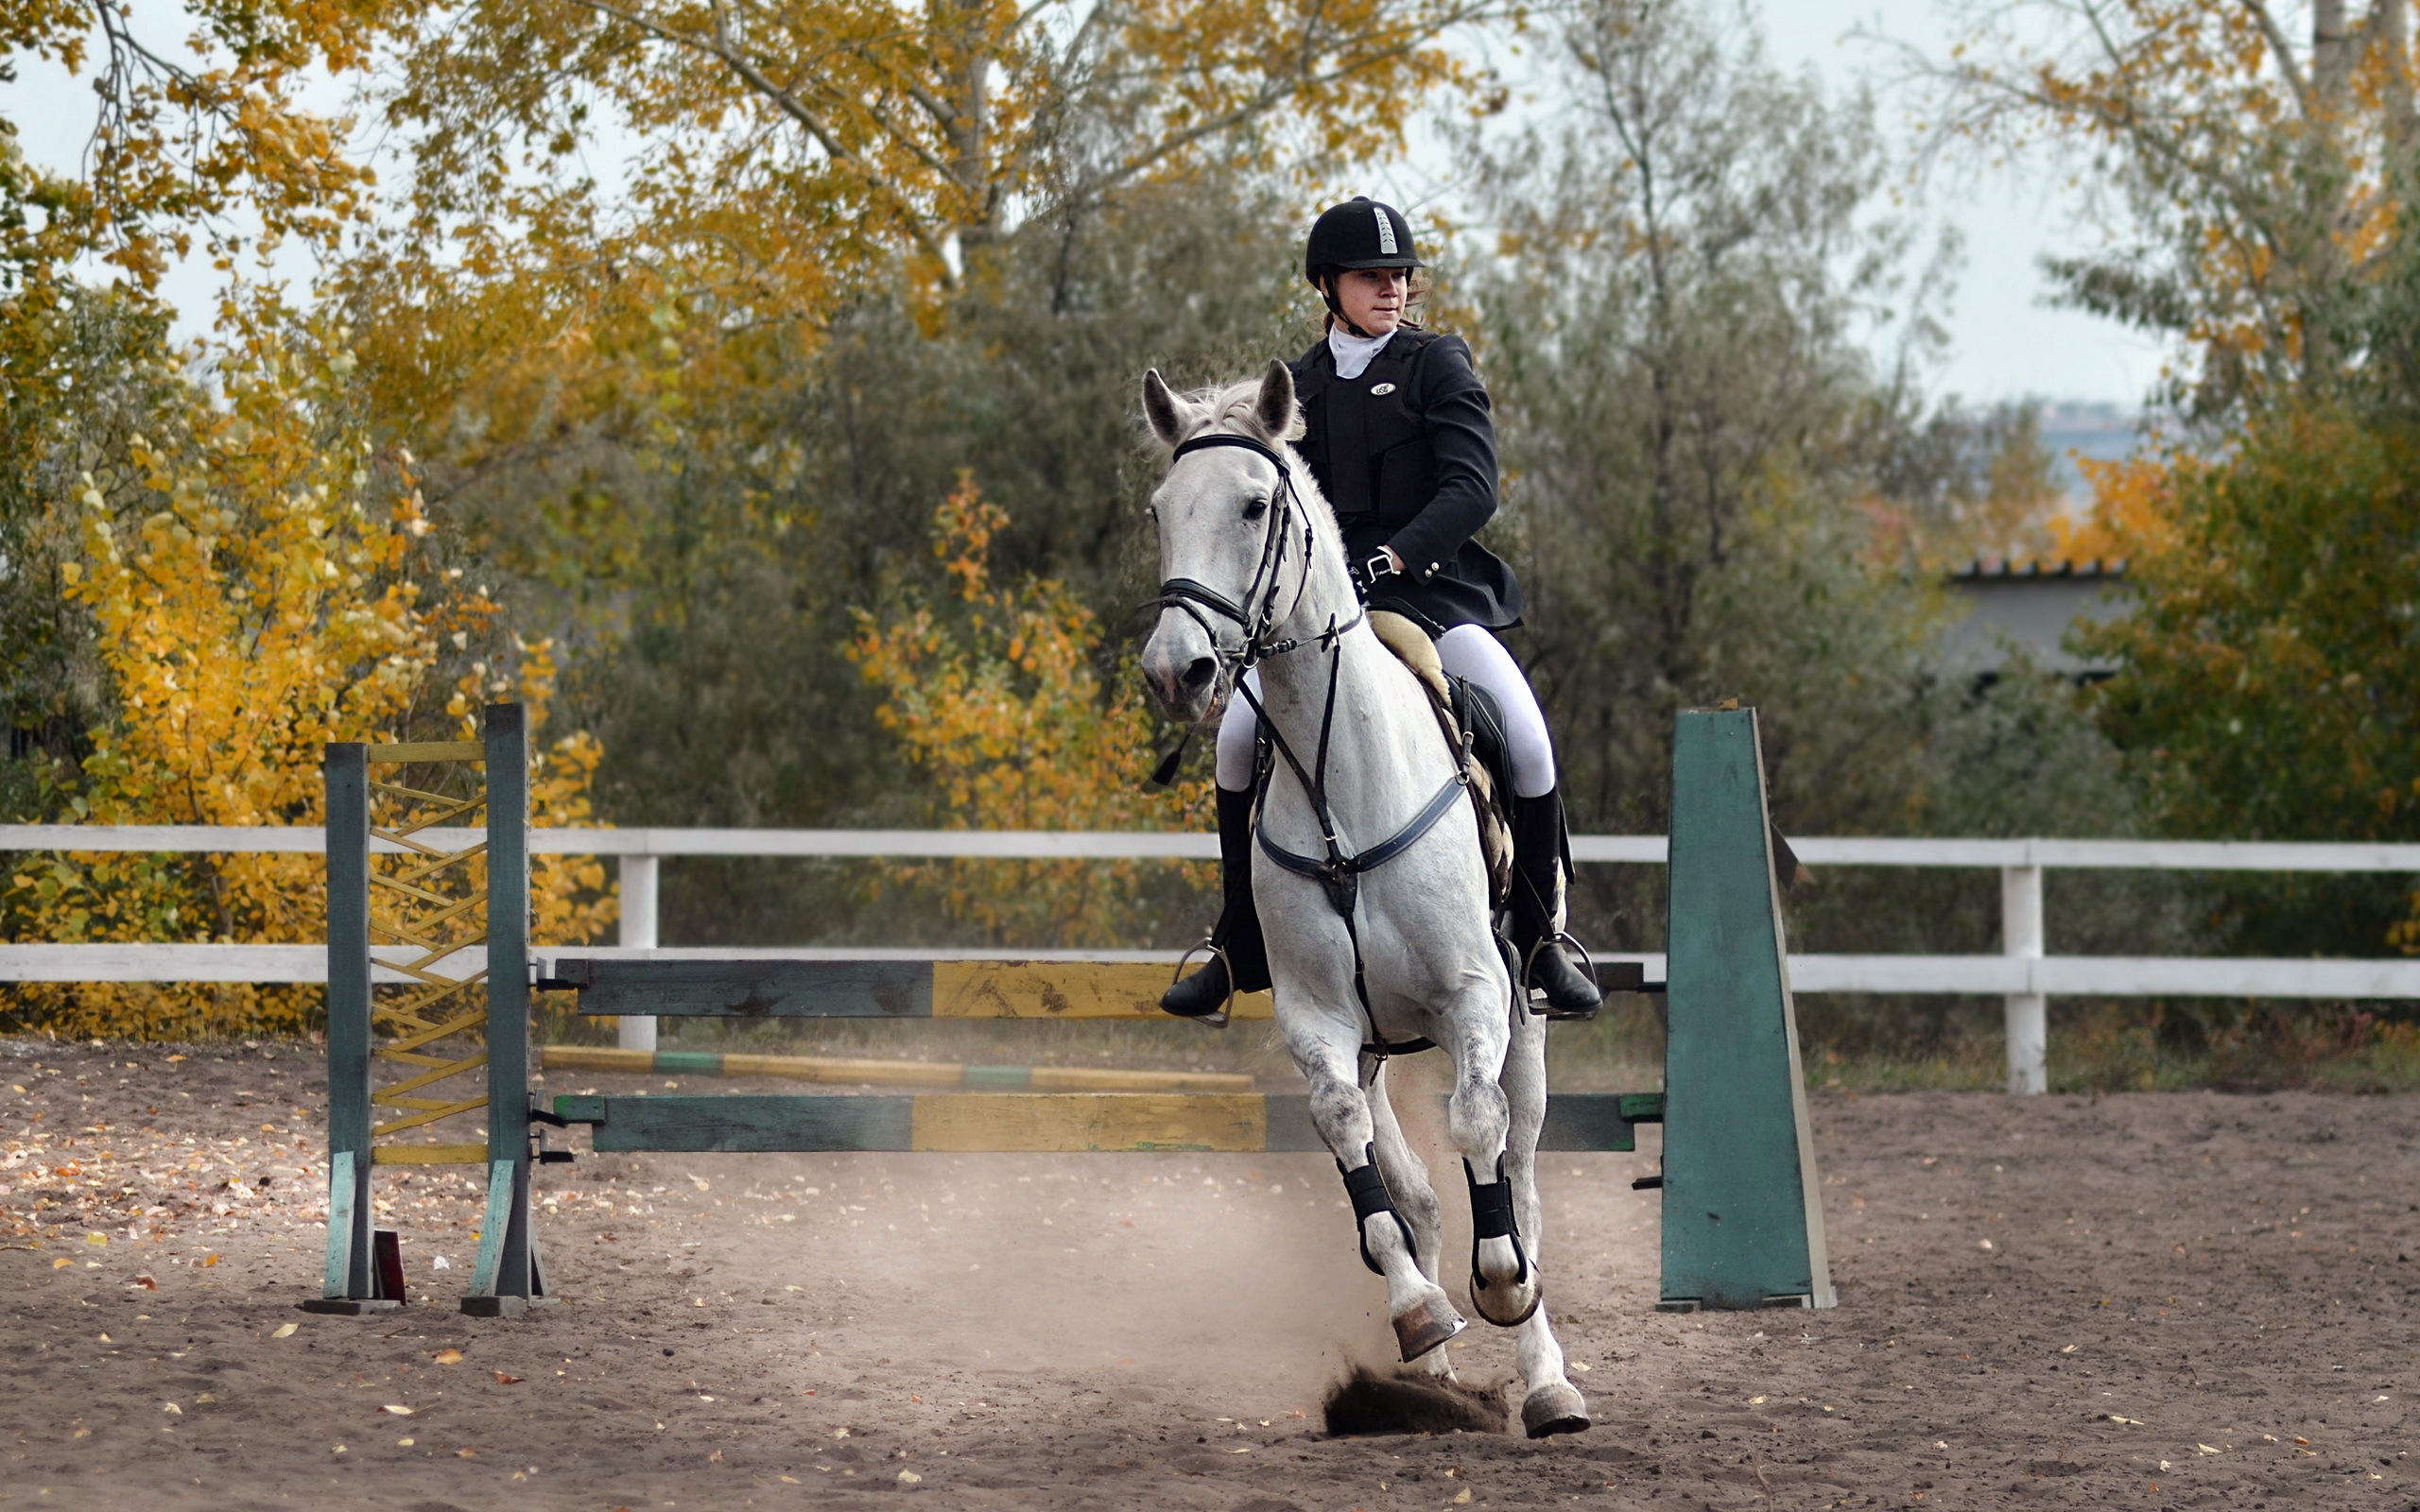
[1444,967,1537,1329]
[1293,1022,1465,1364]
[1501,1001,1590,1436]
[1368,1059,1455,1380]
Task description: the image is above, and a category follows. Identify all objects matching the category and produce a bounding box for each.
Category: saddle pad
[1367,611,1514,907]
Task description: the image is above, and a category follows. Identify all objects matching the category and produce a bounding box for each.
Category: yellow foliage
[1945,0,2417,405]
[0,0,377,307]
[847,476,1210,946]
[439,639,619,955]
[345,0,1500,475]
[2051,454,2179,564]
[3,315,611,1040]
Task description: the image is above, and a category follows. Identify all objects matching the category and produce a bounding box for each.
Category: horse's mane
[1189,379,1307,445]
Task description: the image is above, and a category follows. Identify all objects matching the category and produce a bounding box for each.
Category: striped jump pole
[537,955,1274,1020]
[538,1043,1256,1094]
[553,1091,1664,1155]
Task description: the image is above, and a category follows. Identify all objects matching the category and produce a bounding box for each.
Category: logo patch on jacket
[1370,382,1397,396]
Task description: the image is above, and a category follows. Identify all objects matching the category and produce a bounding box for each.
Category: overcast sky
[9,0,2164,408]
[1757,2,2165,407]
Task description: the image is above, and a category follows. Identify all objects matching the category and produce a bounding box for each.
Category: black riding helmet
[1305,198,1423,335]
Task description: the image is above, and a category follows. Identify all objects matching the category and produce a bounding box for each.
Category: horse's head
[1138,360,1301,724]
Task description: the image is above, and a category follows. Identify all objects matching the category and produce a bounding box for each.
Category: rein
[1149,425,1472,1058]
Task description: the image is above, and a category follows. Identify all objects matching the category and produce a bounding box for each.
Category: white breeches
[1215,624,1558,799]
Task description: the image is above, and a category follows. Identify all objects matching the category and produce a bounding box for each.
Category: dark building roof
[1938,558,2132,679]
[1949,557,2129,582]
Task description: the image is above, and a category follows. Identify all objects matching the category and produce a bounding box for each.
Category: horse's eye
[1242,494,1269,522]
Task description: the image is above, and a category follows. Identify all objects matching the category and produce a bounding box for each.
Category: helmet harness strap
[1319,275,1378,340]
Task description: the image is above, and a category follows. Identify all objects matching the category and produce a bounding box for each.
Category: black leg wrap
[1464,1155,1532,1292]
[1339,1144,1417,1276]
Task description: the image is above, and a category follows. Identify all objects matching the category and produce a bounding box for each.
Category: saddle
[1367,610,1516,909]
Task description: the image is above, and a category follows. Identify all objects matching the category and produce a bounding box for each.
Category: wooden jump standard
[308,705,1828,1317]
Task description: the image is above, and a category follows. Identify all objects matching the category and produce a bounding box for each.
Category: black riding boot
[1511,786,1602,1019]
[1160,786,1270,1022]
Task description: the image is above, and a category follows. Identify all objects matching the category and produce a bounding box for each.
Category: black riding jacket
[1288,327,1525,633]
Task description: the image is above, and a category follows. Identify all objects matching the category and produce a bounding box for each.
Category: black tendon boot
[1511,787,1602,1019]
[1160,786,1270,1022]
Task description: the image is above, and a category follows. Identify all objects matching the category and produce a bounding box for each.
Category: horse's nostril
[1180,657,1218,694]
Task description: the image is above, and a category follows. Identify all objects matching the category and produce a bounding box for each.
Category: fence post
[2001,863,2047,1094]
[616,853,660,1053]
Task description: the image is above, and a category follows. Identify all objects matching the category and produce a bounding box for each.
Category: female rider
[1161,196,1602,1022]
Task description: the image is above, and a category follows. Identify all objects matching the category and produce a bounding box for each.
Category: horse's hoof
[1521,1380,1591,1438]
[1468,1272,1541,1328]
[1392,1295,1466,1363]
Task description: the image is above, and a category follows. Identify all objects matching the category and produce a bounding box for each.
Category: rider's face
[1327,267,1409,335]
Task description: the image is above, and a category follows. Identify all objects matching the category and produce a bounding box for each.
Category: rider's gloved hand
[1351,546,1402,601]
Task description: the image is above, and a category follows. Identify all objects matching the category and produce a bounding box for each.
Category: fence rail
[13,824,2420,869]
[9,825,2418,1095]
[9,944,2420,1001]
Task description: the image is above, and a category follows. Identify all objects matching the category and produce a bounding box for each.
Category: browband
[1170,431,1288,472]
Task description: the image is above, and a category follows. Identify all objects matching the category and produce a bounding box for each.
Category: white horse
[1138,362,1590,1438]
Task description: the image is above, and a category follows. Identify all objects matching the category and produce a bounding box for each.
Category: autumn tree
[0,0,377,315]
[0,307,614,1040]
[2066,403,2420,957]
[1461,0,2156,991]
[337,0,1512,481]
[846,476,1211,948]
[1469,0,1943,831]
[1937,4,2420,960]
[1931,0,2420,421]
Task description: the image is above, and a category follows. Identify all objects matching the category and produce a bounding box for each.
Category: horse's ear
[1255,359,1299,440]
[1142,369,1191,448]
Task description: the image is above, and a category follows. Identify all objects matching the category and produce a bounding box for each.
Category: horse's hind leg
[1503,1003,1589,1436]
[1295,1028,1464,1365]
[1368,1060,1454,1381]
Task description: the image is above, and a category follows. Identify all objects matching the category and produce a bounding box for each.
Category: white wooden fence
[8,825,2420,1095]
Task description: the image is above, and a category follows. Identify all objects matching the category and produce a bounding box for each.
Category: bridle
[1145,430,1357,786]
[1150,431,1353,677]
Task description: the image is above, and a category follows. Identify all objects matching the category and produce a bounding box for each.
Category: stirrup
[1523,932,1601,1022]
[1164,937,1234,1028]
